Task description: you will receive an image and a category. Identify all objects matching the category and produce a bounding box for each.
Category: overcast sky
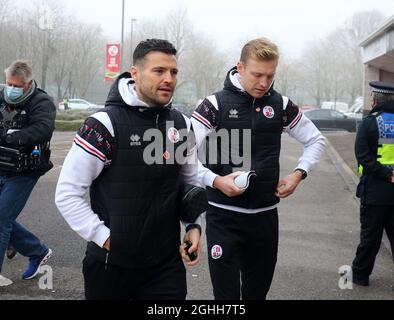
[19,0,394,58]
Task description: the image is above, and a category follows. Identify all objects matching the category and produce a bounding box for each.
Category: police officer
[350,81,394,286]
[0,60,56,287]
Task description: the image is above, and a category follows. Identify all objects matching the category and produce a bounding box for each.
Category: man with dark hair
[56,39,203,300]
[0,60,55,287]
[191,37,326,300]
[133,38,177,65]
[346,81,394,287]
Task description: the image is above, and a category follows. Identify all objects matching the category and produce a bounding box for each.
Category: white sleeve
[55,115,114,248]
[190,117,218,188]
[284,114,327,173]
[180,115,200,187]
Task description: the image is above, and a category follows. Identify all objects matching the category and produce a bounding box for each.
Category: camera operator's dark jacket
[0,85,56,177]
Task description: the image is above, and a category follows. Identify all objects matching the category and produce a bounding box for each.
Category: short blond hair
[240,37,279,63]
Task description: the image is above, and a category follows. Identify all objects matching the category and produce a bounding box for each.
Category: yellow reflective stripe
[377,144,394,165]
[358,165,363,174]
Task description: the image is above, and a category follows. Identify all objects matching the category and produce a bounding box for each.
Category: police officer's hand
[213,172,246,197]
[276,171,303,199]
[180,228,201,267]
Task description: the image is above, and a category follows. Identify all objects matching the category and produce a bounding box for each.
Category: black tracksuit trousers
[83,251,187,300]
[206,205,279,300]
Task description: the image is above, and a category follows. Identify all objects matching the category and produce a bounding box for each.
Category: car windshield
[331,110,346,119]
[305,110,332,120]
[349,102,363,113]
[71,99,88,104]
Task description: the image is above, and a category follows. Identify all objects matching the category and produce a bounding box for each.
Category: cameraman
[0,60,55,287]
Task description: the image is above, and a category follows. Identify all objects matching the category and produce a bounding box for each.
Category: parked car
[300,105,317,112]
[59,99,103,111]
[303,109,358,132]
[321,101,349,113]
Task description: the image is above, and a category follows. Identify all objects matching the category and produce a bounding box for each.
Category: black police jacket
[356,101,394,205]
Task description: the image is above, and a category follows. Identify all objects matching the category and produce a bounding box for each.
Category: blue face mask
[6,86,24,101]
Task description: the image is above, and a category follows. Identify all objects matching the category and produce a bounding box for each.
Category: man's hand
[213,172,247,197]
[103,238,110,251]
[180,228,201,267]
[276,171,303,199]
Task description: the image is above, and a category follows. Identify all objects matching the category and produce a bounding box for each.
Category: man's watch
[186,224,202,235]
[295,169,308,180]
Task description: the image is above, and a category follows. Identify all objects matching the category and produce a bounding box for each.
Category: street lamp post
[130,18,137,64]
[120,0,125,72]
[38,6,54,91]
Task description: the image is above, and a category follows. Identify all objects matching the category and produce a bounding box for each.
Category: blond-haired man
[192,37,326,300]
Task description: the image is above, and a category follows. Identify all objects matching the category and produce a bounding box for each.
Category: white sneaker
[0,274,13,287]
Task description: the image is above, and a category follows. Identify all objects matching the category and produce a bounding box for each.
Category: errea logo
[130,134,142,146]
[229,109,239,119]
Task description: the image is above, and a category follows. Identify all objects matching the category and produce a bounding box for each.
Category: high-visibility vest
[359,112,394,174]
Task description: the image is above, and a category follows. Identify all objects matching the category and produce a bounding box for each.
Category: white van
[321,101,349,113]
[345,98,364,120]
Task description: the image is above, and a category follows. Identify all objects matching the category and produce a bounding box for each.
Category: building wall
[361,17,394,114]
[363,65,380,112]
[381,69,394,82]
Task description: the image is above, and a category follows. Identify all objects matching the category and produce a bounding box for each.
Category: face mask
[6,86,24,101]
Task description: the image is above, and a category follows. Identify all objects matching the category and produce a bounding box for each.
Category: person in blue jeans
[0,60,56,287]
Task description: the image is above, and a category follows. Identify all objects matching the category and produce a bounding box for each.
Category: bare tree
[71,23,105,98]
[0,0,10,22]
[128,10,227,105]
[180,33,228,102]
[294,10,386,107]
[350,10,386,41]
[275,54,300,99]
[164,7,193,60]
[50,17,79,101]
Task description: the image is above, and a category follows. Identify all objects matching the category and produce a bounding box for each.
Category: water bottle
[31,146,41,168]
